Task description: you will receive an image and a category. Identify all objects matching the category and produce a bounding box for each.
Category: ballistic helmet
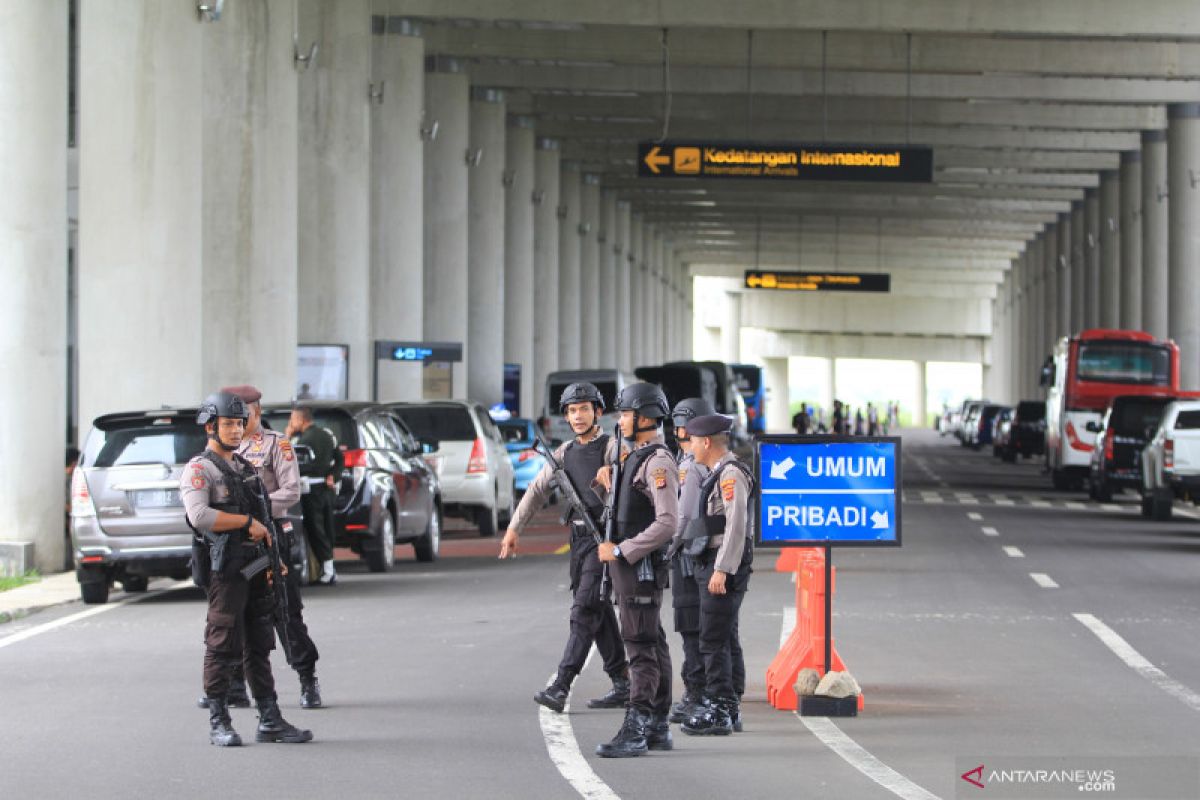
[614,382,670,420]
[670,397,716,429]
[196,392,249,425]
[558,382,606,414]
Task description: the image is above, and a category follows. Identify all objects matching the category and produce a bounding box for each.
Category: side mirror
[1085,421,1101,433]
[293,444,315,466]
[1039,357,1055,388]
[420,439,439,454]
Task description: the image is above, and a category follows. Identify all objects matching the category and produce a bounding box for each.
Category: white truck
[1140,399,1200,520]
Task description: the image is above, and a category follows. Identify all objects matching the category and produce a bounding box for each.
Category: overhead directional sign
[745,270,891,293]
[756,436,902,547]
[638,141,933,183]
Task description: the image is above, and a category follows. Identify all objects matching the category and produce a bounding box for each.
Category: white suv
[1141,399,1200,520]
[388,401,515,537]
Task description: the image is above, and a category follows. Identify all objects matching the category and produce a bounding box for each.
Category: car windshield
[1016,401,1045,419]
[1112,399,1173,436]
[1077,343,1171,385]
[393,405,478,442]
[498,421,532,444]
[1174,411,1200,430]
[83,418,208,468]
[261,410,357,449]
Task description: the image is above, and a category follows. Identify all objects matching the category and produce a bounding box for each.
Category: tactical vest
[197,452,262,574]
[563,433,609,524]
[690,458,756,561]
[614,443,667,543]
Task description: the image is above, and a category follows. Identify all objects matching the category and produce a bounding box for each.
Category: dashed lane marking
[981,527,999,537]
[539,650,620,800]
[967,512,983,521]
[1074,613,1200,713]
[1002,546,1025,558]
[1030,573,1059,588]
[0,580,190,652]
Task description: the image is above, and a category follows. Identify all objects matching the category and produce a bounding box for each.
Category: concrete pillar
[422,58,470,396]
[1169,104,1200,389]
[503,116,536,418]
[1099,170,1121,329]
[721,292,743,365]
[79,4,201,427]
[648,228,663,363]
[557,163,582,369]
[578,174,601,368]
[298,0,371,399]
[629,216,645,367]
[827,358,839,412]
[1143,130,1169,339]
[614,201,632,371]
[466,88,507,407]
[370,20,424,401]
[1,1,67,572]
[532,138,561,417]
[1031,236,1046,366]
[915,361,928,427]
[1071,201,1086,333]
[1085,189,1101,328]
[1041,231,1057,360]
[598,189,619,368]
[1120,150,1143,331]
[1056,213,1072,341]
[201,1,298,401]
[1019,253,1033,399]
[763,357,790,434]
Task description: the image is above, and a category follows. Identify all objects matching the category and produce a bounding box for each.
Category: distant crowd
[790,400,901,436]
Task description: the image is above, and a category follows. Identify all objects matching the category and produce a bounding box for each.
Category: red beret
[220,384,262,404]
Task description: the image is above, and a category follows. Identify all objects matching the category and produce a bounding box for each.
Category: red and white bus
[1042,329,1180,490]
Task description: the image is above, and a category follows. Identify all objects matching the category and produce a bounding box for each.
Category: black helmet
[196,392,249,425]
[671,397,716,429]
[559,382,605,414]
[614,382,670,420]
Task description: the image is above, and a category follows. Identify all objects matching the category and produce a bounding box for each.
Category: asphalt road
[5,428,1200,799]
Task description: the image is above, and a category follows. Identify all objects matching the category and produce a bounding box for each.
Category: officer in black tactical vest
[499,382,630,713]
[679,414,754,737]
[595,382,679,758]
[180,391,312,747]
[666,397,715,726]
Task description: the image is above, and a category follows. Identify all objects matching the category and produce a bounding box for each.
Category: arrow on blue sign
[769,457,795,480]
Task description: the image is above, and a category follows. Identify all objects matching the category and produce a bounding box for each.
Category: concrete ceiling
[378,1,1196,290]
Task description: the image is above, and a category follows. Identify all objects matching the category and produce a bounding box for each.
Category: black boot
[587,675,630,709]
[299,675,323,709]
[596,707,649,758]
[668,687,703,724]
[732,704,743,733]
[207,699,242,747]
[197,694,210,709]
[255,697,313,743]
[681,695,734,736]
[226,679,251,709]
[646,712,673,752]
[534,674,572,713]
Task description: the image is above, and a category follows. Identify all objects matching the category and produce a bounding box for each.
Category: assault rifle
[531,431,604,546]
[239,475,293,665]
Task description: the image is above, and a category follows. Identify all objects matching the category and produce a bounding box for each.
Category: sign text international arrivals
[638,141,933,183]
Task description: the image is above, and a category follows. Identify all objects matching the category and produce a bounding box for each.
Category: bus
[731,364,765,434]
[1042,329,1179,491]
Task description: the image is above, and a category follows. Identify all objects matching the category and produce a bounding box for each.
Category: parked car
[999,400,1046,462]
[956,400,988,444]
[1141,399,1200,520]
[498,417,548,495]
[388,401,516,537]
[991,407,1014,457]
[1085,394,1177,503]
[262,402,442,571]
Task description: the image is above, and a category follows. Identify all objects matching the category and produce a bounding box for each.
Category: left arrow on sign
[644,145,671,175]
[769,457,796,480]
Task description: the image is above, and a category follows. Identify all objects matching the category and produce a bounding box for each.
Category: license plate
[132,489,181,509]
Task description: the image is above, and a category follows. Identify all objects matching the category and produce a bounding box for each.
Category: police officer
[230,385,324,709]
[499,383,629,713]
[595,382,679,758]
[286,405,341,585]
[680,414,754,736]
[180,391,312,747]
[665,397,714,726]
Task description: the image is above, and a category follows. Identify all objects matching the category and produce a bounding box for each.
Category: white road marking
[981,526,999,537]
[799,717,942,800]
[1030,573,1059,588]
[1073,613,1200,713]
[783,607,943,800]
[959,497,979,506]
[539,650,620,800]
[1002,546,1024,558]
[967,512,983,521]
[993,498,1016,506]
[1065,501,1087,510]
[0,580,189,651]
[1030,500,1052,508]
[1100,504,1121,512]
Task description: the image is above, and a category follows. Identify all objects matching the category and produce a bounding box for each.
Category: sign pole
[824,544,833,676]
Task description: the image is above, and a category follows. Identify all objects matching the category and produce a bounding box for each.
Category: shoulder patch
[279,440,295,461]
[678,467,687,484]
[652,467,668,489]
[190,463,207,490]
[721,476,737,503]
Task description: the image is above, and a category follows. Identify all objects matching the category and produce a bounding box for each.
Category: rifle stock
[244,475,294,666]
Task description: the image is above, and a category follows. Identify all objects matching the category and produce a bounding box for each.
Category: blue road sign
[756,436,901,547]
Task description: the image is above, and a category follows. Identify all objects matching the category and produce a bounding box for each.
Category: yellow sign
[638,141,932,183]
[744,270,890,293]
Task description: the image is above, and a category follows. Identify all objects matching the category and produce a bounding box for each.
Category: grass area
[0,570,40,593]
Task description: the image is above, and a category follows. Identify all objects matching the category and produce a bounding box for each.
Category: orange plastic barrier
[765,547,865,712]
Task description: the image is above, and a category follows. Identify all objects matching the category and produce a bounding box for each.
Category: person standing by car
[287,406,341,586]
[680,413,753,737]
[181,391,311,747]
[499,383,630,714]
[594,382,679,758]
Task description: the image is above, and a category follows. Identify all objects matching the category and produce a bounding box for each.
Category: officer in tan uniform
[181,391,311,747]
[499,383,629,713]
[595,382,679,758]
[679,414,754,737]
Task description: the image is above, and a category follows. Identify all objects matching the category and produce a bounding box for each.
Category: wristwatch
[612,545,622,560]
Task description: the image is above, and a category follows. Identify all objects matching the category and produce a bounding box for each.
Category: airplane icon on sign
[673,146,701,174]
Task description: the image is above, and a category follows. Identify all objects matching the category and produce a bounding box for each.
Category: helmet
[196,392,249,425]
[671,397,716,429]
[559,382,605,414]
[614,382,670,420]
